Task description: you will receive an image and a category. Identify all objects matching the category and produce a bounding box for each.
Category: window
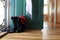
[44,0,49,14]
[0,0,5,25]
[26,0,32,19]
[44,6,48,14]
[44,0,48,4]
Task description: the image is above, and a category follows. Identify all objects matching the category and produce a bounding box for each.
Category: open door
[43,0,57,30]
[0,0,10,37]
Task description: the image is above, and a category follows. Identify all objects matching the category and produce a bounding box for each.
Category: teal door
[25,0,43,30]
[10,0,43,32]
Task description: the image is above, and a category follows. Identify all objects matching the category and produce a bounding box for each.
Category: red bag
[19,16,26,24]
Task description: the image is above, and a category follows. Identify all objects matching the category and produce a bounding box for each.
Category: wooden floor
[1,20,60,40]
[0,28,60,40]
[0,32,7,37]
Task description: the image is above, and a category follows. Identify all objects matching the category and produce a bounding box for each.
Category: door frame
[5,0,10,30]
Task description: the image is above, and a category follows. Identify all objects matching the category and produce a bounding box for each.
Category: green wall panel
[25,0,43,30]
[15,0,23,16]
[10,0,15,32]
[23,0,26,16]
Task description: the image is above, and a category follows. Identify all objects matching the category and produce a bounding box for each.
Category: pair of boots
[11,17,25,32]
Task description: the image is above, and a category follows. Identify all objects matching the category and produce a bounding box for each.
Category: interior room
[0,0,60,40]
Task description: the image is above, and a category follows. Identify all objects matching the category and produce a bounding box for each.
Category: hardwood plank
[0,32,7,38]
[1,29,60,40]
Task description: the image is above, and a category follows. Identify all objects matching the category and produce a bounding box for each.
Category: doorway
[43,0,56,30]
